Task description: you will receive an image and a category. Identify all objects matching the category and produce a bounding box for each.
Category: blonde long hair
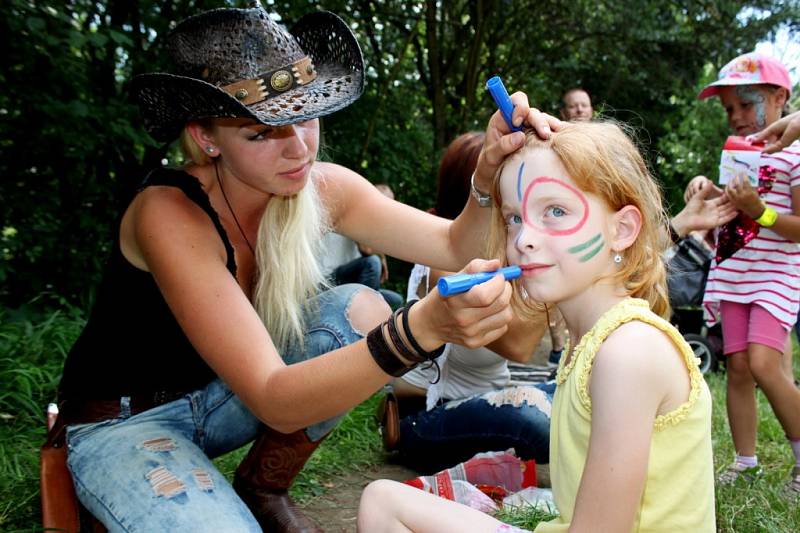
[488,121,671,319]
[181,126,330,351]
[253,170,330,351]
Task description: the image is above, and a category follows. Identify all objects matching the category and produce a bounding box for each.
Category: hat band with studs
[221,56,317,106]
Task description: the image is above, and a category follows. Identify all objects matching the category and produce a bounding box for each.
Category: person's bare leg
[749,343,800,439]
[726,351,758,456]
[357,480,507,533]
[782,338,795,383]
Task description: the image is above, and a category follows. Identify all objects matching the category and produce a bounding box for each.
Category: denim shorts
[66,284,369,532]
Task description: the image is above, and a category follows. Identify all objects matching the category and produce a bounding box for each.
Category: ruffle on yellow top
[555,298,704,432]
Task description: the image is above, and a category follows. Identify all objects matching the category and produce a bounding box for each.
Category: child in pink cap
[689,51,800,496]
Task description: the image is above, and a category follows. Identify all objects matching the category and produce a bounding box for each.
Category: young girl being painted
[357,121,716,532]
[687,52,800,493]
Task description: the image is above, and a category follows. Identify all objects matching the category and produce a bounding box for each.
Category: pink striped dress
[703,141,800,331]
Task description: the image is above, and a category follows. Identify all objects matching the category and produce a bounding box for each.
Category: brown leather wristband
[367,323,413,377]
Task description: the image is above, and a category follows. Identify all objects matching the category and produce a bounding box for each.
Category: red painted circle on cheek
[521,177,589,236]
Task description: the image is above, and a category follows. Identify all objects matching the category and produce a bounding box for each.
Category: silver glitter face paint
[736,85,767,130]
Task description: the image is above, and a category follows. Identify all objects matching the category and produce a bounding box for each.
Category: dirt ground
[302,462,418,532]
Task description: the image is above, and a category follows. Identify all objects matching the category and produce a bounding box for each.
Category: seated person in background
[319,182,404,309]
[560,87,593,122]
[382,132,555,475]
[546,307,567,366]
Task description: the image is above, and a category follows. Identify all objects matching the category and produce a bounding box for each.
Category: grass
[708,371,800,532]
[0,307,85,532]
[1,306,799,531]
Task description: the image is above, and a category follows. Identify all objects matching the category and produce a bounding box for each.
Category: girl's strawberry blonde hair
[487,121,671,319]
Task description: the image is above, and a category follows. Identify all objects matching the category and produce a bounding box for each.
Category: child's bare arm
[569,323,684,532]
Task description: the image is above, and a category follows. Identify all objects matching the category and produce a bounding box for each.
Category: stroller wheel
[684,333,717,374]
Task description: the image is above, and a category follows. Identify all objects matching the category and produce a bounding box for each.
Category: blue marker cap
[486,76,523,132]
[437,266,522,297]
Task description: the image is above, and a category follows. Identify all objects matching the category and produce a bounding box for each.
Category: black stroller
[666,236,724,374]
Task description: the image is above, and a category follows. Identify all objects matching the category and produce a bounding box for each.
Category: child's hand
[683,175,721,203]
[672,183,737,236]
[725,176,764,219]
[474,93,564,194]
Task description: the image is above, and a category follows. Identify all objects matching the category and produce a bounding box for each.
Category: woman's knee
[346,286,391,336]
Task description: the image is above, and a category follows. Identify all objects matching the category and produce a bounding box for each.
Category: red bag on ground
[404,449,536,505]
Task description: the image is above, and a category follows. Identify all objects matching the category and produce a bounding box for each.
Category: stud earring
[613,253,622,264]
[205,146,215,154]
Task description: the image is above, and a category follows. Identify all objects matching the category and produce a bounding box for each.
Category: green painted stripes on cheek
[567,233,602,254]
[567,233,605,263]
[578,241,604,262]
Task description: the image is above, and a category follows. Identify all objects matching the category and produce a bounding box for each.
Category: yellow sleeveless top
[534,299,715,532]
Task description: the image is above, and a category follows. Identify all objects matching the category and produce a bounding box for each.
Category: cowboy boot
[233,425,324,532]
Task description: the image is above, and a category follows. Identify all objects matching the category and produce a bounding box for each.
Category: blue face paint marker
[486,76,523,132]
[438,266,522,297]
[516,161,525,202]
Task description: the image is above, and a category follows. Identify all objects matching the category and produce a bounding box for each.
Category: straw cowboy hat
[132,1,364,142]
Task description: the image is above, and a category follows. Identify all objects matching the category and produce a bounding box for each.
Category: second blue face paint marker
[438,266,522,297]
[486,76,523,132]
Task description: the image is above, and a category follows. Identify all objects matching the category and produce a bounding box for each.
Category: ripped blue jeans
[66,284,369,532]
[397,382,556,474]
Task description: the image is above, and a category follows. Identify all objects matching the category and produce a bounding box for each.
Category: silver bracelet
[470,172,493,208]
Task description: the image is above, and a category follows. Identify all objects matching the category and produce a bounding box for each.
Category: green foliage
[656,65,734,212]
[0,308,84,530]
[1,0,799,308]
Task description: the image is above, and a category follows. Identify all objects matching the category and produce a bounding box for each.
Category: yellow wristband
[755,206,778,227]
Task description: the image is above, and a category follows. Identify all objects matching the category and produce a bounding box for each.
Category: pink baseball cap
[698,52,791,100]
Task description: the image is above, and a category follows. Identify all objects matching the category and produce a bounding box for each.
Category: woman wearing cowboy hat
[52,3,560,532]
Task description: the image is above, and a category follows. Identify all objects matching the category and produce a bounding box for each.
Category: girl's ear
[186,121,216,152]
[773,87,789,109]
[611,205,642,252]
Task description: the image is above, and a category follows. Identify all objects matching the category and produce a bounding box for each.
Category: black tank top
[58,168,237,400]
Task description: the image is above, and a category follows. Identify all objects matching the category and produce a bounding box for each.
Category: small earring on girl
[205,146,215,154]
[613,253,622,264]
